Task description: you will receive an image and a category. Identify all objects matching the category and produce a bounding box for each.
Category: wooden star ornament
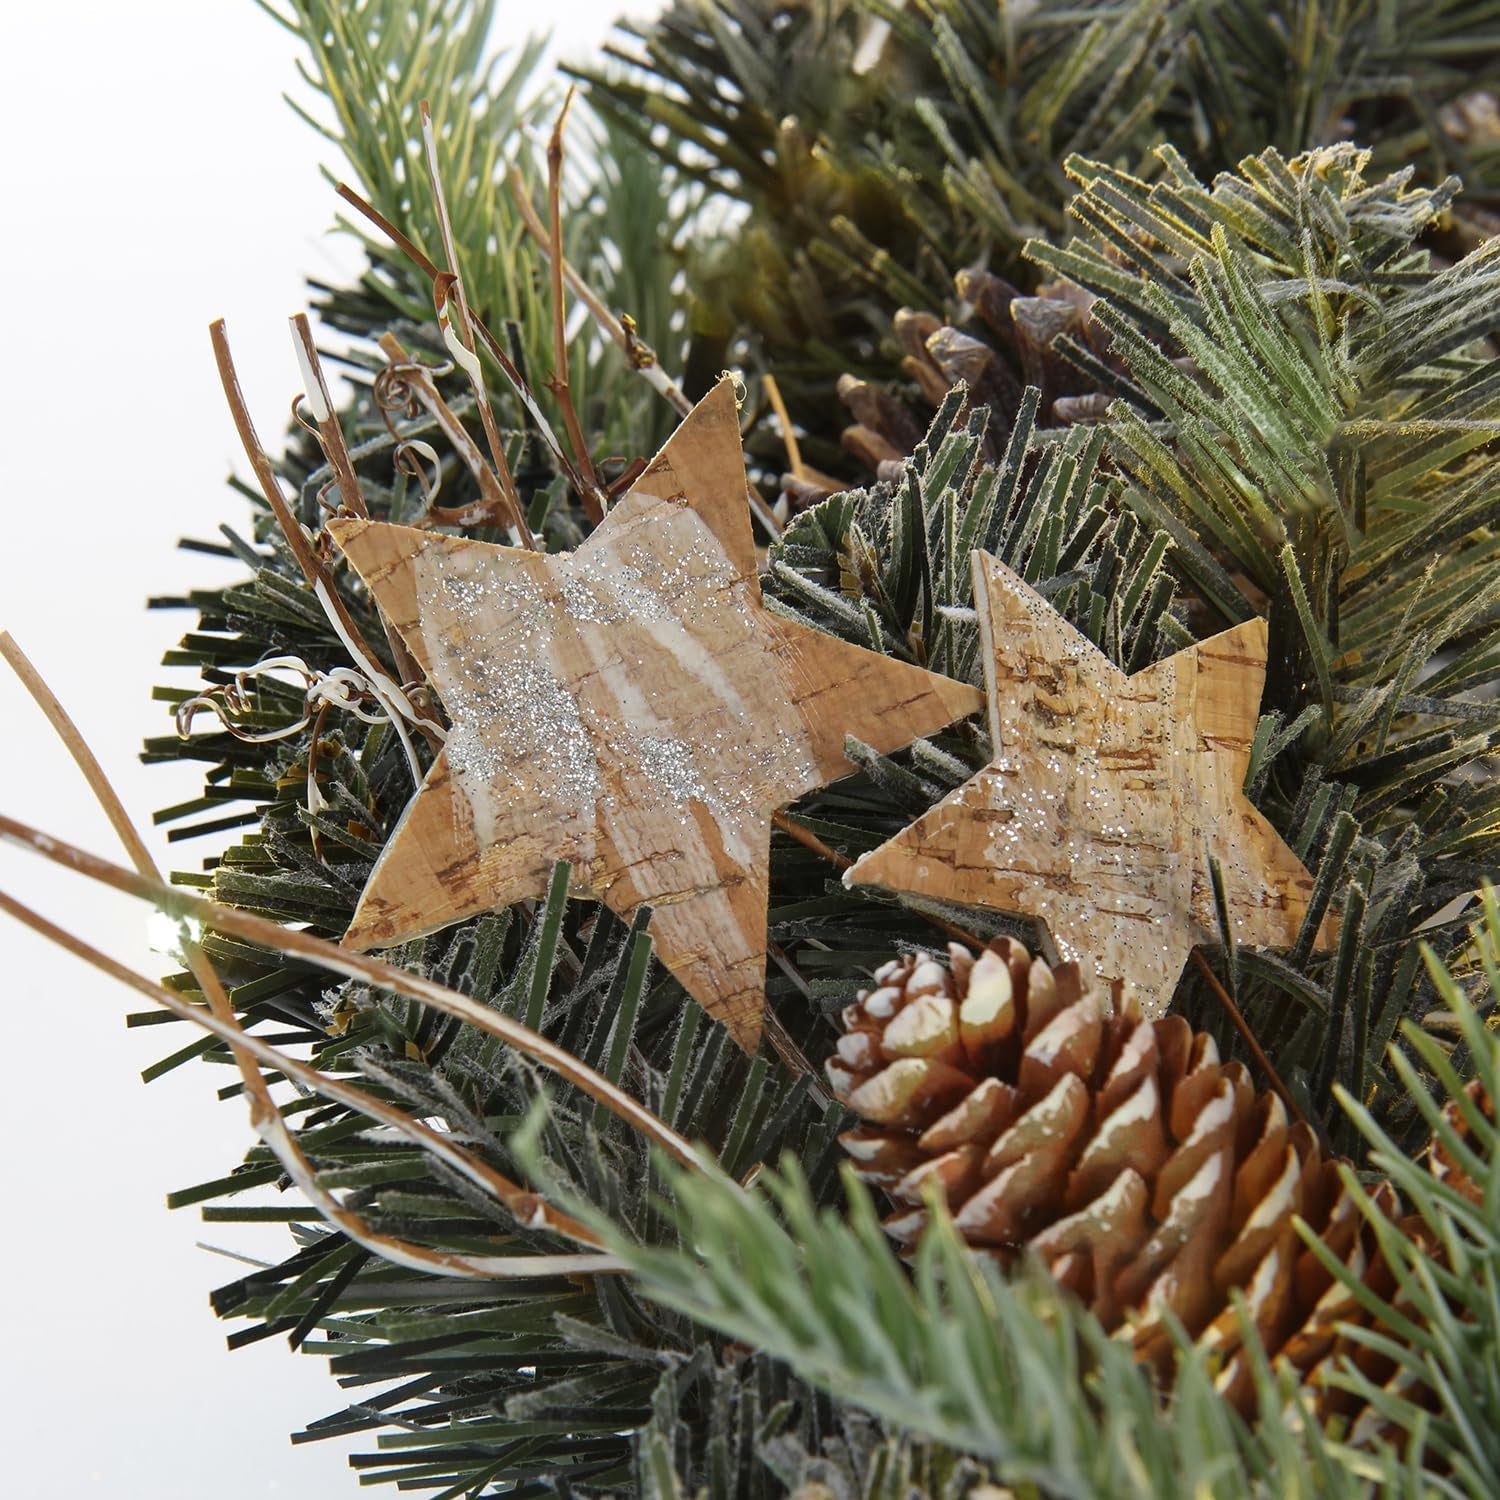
[845,551,1332,1016]
[329,380,982,1050]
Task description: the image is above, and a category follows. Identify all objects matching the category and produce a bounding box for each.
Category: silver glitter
[408,507,819,876]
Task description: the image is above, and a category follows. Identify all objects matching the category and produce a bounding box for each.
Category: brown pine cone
[828,277,1115,480]
[826,938,1445,1422]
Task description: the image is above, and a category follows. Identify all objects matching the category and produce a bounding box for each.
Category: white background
[0,3,642,1493]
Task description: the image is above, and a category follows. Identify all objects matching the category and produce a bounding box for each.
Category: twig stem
[0,889,613,1266]
[289,312,368,517]
[1,630,276,1118]
[0,633,155,875]
[505,162,691,416]
[289,314,437,707]
[545,89,604,519]
[337,175,598,507]
[0,643,638,1275]
[762,374,805,480]
[378,331,514,526]
[0,812,707,1174]
[1189,947,1323,1142]
[335,180,439,280]
[209,320,426,715]
[418,101,535,549]
[771,807,1031,955]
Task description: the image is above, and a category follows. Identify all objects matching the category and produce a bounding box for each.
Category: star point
[332,380,982,1048]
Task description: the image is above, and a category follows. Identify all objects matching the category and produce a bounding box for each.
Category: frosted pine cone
[826,938,1432,1420]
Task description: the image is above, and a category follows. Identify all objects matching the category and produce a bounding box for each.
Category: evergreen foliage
[579,889,1500,1497]
[584,0,1500,461]
[260,0,699,454]
[1024,145,1500,1147]
[103,2,1500,1495]
[170,867,847,1495]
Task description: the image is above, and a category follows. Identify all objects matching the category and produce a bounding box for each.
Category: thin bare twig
[1,631,277,1120]
[0,813,708,1174]
[506,160,784,542]
[0,891,613,1256]
[759,954,829,1102]
[418,100,535,549]
[1189,947,1325,1145]
[1,636,612,1273]
[762,374,806,481]
[211,318,338,593]
[0,891,622,1278]
[544,89,604,521]
[1,637,355,1264]
[290,313,368,518]
[771,807,1008,953]
[208,319,440,762]
[336,180,440,280]
[341,163,778,551]
[290,313,440,703]
[377,332,515,528]
[772,809,852,872]
[505,162,691,416]
[0,633,155,875]
[337,175,596,509]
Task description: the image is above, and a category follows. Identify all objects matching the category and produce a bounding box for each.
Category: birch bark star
[330,380,983,1048]
[846,551,1333,1017]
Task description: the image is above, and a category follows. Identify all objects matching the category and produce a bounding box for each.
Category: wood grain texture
[329,380,983,1049]
[845,551,1332,1017]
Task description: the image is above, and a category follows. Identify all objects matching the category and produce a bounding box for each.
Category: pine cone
[826,939,1446,1423]
[829,277,1116,482]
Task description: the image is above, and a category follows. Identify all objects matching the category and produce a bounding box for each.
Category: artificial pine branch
[596,892,1500,1496]
[584,0,1500,470]
[66,3,1496,1493]
[1017,145,1500,1146]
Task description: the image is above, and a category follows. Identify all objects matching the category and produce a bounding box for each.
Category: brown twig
[341,164,769,555]
[0,889,615,1267]
[1189,947,1324,1143]
[760,947,830,1103]
[545,88,604,521]
[1,633,156,876]
[290,313,368,518]
[338,175,596,506]
[1,630,278,1118]
[772,807,1004,953]
[289,314,441,703]
[505,162,691,417]
[209,319,440,759]
[211,318,336,592]
[0,638,439,1276]
[760,378,845,498]
[772,809,852,872]
[0,636,631,1275]
[762,374,806,481]
[418,101,536,550]
[515,171,791,541]
[377,332,515,528]
[0,812,709,1174]
[336,180,440,281]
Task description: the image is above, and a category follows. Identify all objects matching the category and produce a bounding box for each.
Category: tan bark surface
[330,380,982,1048]
[846,552,1330,1016]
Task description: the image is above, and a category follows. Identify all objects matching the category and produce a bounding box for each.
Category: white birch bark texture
[846,551,1332,1017]
[330,380,983,1049]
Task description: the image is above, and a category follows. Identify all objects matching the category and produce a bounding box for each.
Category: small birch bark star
[329,380,982,1049]
[845,551,1330,1016]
